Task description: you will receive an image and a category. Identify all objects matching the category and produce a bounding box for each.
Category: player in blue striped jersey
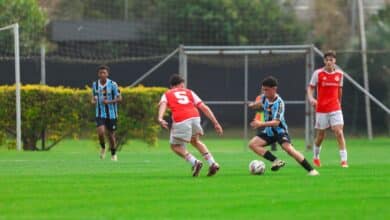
[91,65,122,161]
[248,76,319,176]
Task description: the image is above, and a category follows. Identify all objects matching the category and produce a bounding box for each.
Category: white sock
[313,145,321,159]
[203,152,216,166]
[339,149,348,162]
[185,153,197,166]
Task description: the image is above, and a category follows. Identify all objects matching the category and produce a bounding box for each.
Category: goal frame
[130,44,390,147]
[0,23,21,151]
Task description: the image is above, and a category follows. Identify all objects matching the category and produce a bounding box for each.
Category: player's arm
[250,101,283,129]
[91,83,97,104]
[307,70,318,107]
[157,95,169,129]
[339,87,343,104]
[248,100,263,109]
[198,103,223,135]
[250,119,280,129]
[307,86,317,107]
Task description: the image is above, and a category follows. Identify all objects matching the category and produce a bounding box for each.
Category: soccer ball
[249,160,266,175]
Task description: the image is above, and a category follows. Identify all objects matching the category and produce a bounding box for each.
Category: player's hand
[309,98,317,107]
[158,119,169,130]
[91,97,97,104]
[103,99,110,104]
[248,102,256,109]
[250,120,263,129]
[214,123,223,136]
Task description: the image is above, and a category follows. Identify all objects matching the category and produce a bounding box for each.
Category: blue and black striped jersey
[92,79,120,119]
[259,95,289,136]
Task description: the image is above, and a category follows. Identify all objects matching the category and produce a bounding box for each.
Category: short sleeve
[272,101,285,120]
[159,94,167,105]
[92,82,97,97]
[112,82,120,97]
[191,91,202,105]
[309,70,319,87]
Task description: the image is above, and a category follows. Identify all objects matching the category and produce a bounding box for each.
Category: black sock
[300,158,314,172]
[111,148,116,156]
[263,151,277,162]
[100,142,105,149]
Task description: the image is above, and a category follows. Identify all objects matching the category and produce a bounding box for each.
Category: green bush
[0,85,166,150]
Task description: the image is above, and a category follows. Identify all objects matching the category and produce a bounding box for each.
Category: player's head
[261,76,278,98]
[97,65,110,80]
[323,50,336,69]
[169,74,185,88]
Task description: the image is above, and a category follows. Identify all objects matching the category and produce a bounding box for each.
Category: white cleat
[111,154,118,162]
[308,169,320,176]
[100,148,106,160]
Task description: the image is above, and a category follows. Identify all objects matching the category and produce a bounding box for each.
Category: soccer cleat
[271,159,286,171]
[111,154,118,162]
[192,160,203,177]
[100,148,106,160]
[308,169,320,176]
[313,158,321,167]
[207,163,220,177]
[341,161,349,168]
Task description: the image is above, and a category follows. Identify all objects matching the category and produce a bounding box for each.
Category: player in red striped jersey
[158,74,223,177]
[307,50,348,168]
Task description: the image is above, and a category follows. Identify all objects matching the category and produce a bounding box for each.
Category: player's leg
[313,129,326,167]
[190,135,219,176]
[332,125,348,167]
[313,112,329,167]
[280,141,319,176]
[96,118,106,159]
[248,135,285,171]
[107,130,117,161]
[170,120,203,176]
[170,142,203,177]
[106,119,118,161]
[330,111,348,167]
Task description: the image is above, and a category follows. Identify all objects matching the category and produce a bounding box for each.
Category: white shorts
[315,110,344,130]
[170,117,204,145]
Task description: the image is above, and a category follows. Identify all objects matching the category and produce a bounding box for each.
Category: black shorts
[257,132,291,146]
[96,118,117,131]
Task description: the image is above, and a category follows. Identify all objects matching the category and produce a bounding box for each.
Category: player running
[158,74,223,177]
[307,50,348,168]
[91,65,122,161]
[248,76,319,176]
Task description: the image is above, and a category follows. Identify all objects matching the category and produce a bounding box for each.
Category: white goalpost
[0,23,22,151]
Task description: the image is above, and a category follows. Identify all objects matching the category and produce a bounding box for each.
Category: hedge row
[0,85,166,150]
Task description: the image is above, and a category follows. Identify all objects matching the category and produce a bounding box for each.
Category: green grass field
[0,137,389,219]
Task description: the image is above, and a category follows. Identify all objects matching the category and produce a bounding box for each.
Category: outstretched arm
[198,103,223,135]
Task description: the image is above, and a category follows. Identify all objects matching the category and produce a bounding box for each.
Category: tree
[153,0,308,49]
[0,0,47,56]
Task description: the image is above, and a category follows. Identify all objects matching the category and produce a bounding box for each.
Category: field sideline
[0,137,389,219]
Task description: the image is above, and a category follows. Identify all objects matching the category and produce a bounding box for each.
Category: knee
[333,128,344,138]
[190,138,199,146]
[248,141,257,151]
[317,131,326,139]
